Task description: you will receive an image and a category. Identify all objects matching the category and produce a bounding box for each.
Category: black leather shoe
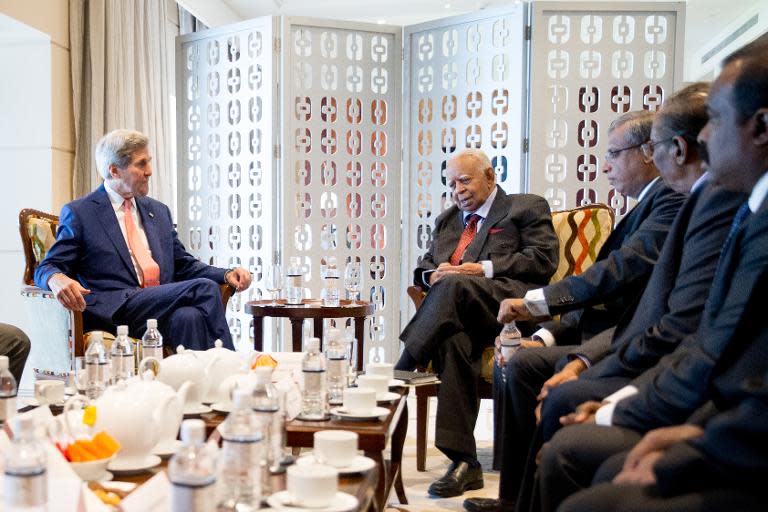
[428,461,484,498]
[463,497,516,512]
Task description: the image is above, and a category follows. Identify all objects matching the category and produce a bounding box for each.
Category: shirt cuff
[533,328,556,347]
[574,354,592,369]
[595,385,639,426]
[524,288,550,316]
[421,269,435,288]
[480,260,493,278]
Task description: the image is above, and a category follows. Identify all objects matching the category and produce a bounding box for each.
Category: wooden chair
[19,208,235,371]
[406,203,616,471]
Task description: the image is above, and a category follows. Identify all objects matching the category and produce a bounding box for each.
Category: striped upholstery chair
[408,202,615,471]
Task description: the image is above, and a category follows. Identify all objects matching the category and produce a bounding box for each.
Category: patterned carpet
[384,397,499,511]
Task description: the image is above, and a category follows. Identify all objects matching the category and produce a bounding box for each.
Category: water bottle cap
[214,339,223,349]
[0,355,8,371]
[233,388,252,408]
[90,331,103,342]
[147,319,158,329]
[306,337,320,351]
[180,419,205,443]
[117,325,128,336]
[255,366,273,383]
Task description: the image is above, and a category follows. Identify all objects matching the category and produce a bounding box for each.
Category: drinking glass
[344,261,362,305]
[265,264,283,306]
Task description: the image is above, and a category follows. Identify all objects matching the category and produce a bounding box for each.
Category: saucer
[183,403,212,416]
[329,406,389,421]
[376,391,401,403]
[389,379,405,388]
[153,439,183,458]
[296,454,376,474]
[108,454,161,475]
[267,490,358,512]
[211,401,234,413]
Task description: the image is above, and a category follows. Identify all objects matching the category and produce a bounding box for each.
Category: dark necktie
[450,214,480,266]
[712,202,751,284]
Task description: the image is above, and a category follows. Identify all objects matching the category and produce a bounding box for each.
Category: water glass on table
[265,264,283,306]
[344,261,362,305]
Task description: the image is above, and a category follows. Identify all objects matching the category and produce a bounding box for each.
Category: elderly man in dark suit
[533,36,768,512]
[464,110,690,512]
[396,148,559,497]
[35,129,252,349]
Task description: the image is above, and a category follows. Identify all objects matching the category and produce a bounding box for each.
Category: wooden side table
[245,299,374,370]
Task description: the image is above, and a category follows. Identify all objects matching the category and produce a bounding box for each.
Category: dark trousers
[113,278,232,350]
[0,323,31,383]
[400,275,508,461]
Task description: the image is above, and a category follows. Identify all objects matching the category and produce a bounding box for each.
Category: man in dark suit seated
[559,368,768,512]
[532,36,768,511]
[463,111,687,512]
[396,148,560,497]
[35,129,252,350]
[0,323,30,383]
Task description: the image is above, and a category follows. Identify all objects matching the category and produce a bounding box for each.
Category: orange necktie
[122,200,160,287]
[450,214,480,266]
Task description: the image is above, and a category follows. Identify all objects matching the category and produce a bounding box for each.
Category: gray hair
[95,129,149,180]
[656,82,710,143]
[608,110,655,146]
[449,148,494,174]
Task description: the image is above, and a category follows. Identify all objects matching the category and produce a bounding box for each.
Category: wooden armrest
[219,283,235,307]
[407,285,427,310]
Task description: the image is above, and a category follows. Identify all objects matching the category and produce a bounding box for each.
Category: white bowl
[70,455,116,481]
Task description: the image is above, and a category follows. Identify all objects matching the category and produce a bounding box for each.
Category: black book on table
[392,369,439,385]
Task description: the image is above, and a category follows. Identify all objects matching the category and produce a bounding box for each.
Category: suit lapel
[437,210,464,263]
[599,179,662,258]
[463,186,507,263]
[92,185,138,282]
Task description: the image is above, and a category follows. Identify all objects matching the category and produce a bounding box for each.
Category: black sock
[394,349,418,370]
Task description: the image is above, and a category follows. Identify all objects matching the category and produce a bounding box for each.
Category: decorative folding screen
[177,17,279,351]
[281,18,402,362]
[402,5,528,325]
[528,2,684,216]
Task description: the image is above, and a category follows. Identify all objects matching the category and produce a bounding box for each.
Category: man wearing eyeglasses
[463,111,687,512]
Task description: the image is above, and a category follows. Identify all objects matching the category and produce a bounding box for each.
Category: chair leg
[416,391,429,472]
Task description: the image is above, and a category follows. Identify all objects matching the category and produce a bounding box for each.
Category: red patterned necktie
[122,200,160,287]
[450,214,480,266]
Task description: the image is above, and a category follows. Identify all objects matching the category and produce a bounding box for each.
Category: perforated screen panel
[281,18,402,363]
[528,2,684,216]
[177,17,279,351]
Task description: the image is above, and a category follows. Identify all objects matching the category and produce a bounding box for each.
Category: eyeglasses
[641,134,684,158]
[604,141,646,162]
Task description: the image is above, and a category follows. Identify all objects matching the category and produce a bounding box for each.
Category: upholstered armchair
[19,209,235,374]
[406,202,615,471]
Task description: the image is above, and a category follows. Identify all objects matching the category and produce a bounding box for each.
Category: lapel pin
[149,212,154,218]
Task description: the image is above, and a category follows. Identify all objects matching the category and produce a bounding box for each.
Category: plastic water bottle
[111,325,134,384]
[325,328,348,404]
[3,415,47,511]
[84,331,110,399]
[499,322,522,382]
[321,257,340,307]
[0,355,17,426]
[251,367,279,491]
[285,256,304,305]
[300,337,327,420]
[141,318,163,361]
[169,419,218,512]
[218,389,262,511]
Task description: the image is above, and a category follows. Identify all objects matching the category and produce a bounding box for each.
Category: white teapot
[64,380,174,469]
[191,340,250,403]
[156,345,211,413]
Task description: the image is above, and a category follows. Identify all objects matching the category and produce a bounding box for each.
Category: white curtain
[70,0,177,210]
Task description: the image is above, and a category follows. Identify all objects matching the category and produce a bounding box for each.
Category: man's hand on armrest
[429,262,485,285]
[48,273,90,312]
[224,267,253,292]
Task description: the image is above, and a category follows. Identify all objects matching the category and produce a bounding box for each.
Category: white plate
[267,490,358,512]
[183,403,212,415]
[389,379,405,388]
[296,454,376,474]
[211,401,234,414]
[108,454,161,474]
[376,391,401,403]
[153,439,183,458]
[329,406,390,421]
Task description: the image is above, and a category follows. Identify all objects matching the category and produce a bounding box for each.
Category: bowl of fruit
[59,431,121,481]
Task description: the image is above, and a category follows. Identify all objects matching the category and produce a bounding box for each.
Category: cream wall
[0,0,74,212]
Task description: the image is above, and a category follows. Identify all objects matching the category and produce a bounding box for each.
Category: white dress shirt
[103,180,153,286]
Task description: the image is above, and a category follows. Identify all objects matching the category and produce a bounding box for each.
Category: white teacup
[343,387,376,416]
[35,380,65,405]
[287,463,338,508]
[356,374,389,397]
[314,430,358,468]
[366,362,394,380]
